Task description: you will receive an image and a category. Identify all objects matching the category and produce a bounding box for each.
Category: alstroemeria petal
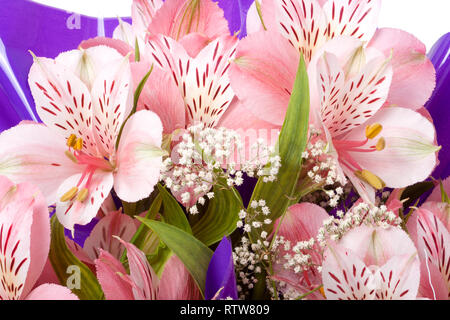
[0,199,33,299]
[117,238,159,300]
[80,37,134,57]
[414,208,450,300]
[420,201,450,232]
[114,110,162,203]
[132,0,164,34]
[91,55,132,157]
[0,123,81,204]
[159,255,202,300]
[134,62,186,134]
[271,203,329,299]
[205,236,238,300]
[229,30,298,126]
[272,0,328,63]
[56,171,114,232]
[339,225,419,269]
[95,249,135,300]
[313,38,393,137]
[148,34,238,128]
[274,203,329,264]
[83,210,137,261]
[25,283,78,300]
[55,46,125,90]
[344,107,438,188]
[374,254,421,300]
[322,243,376,300]
[28,56,98,155]
[322,0,381,44]
[369,28,436,110]
[147,0,230,41]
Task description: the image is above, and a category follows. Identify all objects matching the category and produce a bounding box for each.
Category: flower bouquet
[0,0,448,302]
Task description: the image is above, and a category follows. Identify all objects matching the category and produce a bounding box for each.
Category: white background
[31,0,450,50]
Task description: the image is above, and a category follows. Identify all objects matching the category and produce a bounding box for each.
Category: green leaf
[48,216,104,300]
[135,218,213,296]
[246,54,310,240]
[122,192,162,264]
[134,37,140,62]
[147,243,173,277]
[157,184,192,233]
[192,182,242,246]
[440,180,450,204]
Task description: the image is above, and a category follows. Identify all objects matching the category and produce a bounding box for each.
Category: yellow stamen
[60,187,78,202]
[66,134,77,148]
[355,170,385,190]
[74,138,83,151]
[319,286,326,299]
[365,123,383,139]
[376,137,386,151]
[65,150,78,163]
[76,188,89,203]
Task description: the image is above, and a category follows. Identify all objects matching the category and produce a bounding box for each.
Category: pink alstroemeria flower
[231,0,435,126]
[0,46,164,232]
[139,34,238,131]
[309,38,439,202]
[113,0,230,50]
[95,238,201,300]
[322,224,421,300]
[271,203,329,300]
[67,210,138,268]
[407,182,450,300]
[0,175,77,300]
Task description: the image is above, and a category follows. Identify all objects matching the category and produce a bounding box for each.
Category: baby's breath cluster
[232,236,263,300]
[160,124,281,212]
[300,127,346,207]
[271,235,315,275]
[316,202,402,246]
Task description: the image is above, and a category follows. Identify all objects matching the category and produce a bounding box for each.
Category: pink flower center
[60,135,113,205]
[333,137,377,172]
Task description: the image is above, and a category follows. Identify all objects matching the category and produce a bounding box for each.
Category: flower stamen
[76,188,89,203]
[355,170,385,190]
[365,123,383,140]
[60,186,79,202]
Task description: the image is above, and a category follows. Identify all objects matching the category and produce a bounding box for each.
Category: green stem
[295,285,323,300]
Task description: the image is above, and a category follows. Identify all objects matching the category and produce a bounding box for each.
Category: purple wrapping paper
[426,33,450,180]
[0,0,127,131]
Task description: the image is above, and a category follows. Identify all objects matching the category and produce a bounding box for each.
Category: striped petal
[117,238,159,300]
[55,171,114,232]
[95,249,135,300]
[314,38,392,137]
[91,55,132,157]
[374,254,421,300]
[414,209,450,299]
[28,56,97,155]
[83,210,137,261]
[147,34,238,128]
[322,243,376,300]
